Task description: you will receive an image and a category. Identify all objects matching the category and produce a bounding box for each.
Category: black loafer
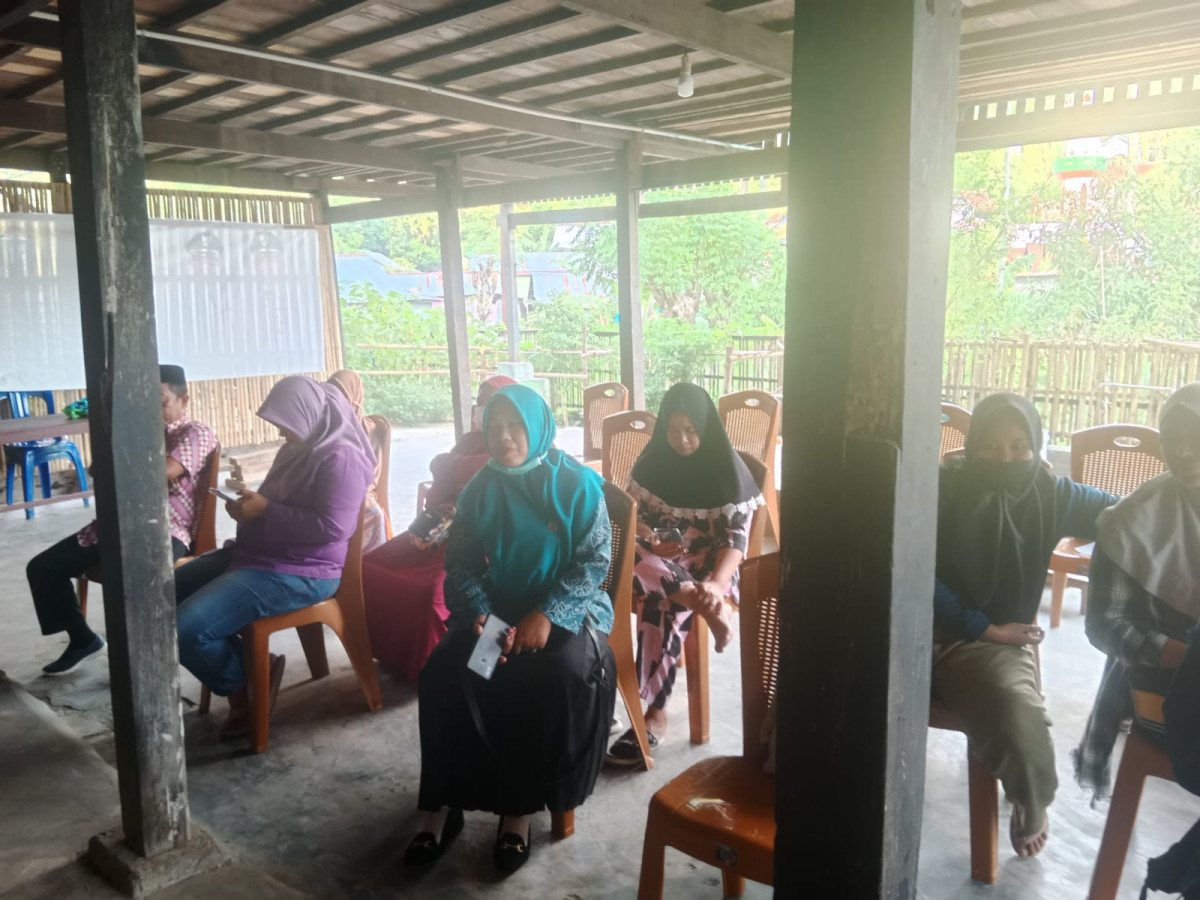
[606,727,657,767]
[42,634,105,676]
[493,822,532,874]
[403,808,463,867]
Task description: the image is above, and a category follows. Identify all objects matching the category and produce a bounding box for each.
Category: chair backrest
[1070,424,1165,496]
[189,445,222,556]
[365,413,392,526]
[738,450,772,560]
[583,382,629,462]
[719,390,780,465]
[335,505,367,607]
[940,402,971,460]
[602,410,656,489]
[738,552,782,762]
[600,482,637,619]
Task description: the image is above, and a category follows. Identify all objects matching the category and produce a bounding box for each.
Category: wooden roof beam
[316,0,520,61]
[373,9,578,74]
[428,25,637,86]
[962,0,1063,21]
[195,90,308,125]
[558,0,792,77]
[153,0,232,31]
[248,1,375,48]
[548,59,736,108]
[585,75,782,117]
[144,80,245,116]
[3,70,60,100]
[0,0,49,32]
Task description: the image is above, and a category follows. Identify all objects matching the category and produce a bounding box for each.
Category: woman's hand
[1161,637,1189,669]
[509,610,552,656]
[636,522,654,541]
[982,623,1045,646]
[227,490,269,523]
[696,580,727,614]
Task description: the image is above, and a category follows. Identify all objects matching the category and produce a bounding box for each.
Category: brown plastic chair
[1088,690,1172,900]
[551,480,654,839]
[719,391,781,542]
[1048,424,1164,627]
[602,410,656,490]
[78,444,222,617]
[583,382,629,463]
[929,652,1044,884]
[365,413,393,540]
[681,451,772,746]
[940,402,972,460]
[637,552,780,899]
[198,507,383,753]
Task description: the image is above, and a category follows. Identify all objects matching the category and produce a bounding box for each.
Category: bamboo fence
[1,181,343,465]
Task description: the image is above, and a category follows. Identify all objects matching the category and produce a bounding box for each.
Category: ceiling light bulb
[676,52,694,99]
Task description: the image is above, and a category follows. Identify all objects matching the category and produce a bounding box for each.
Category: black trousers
[28,532,188,636]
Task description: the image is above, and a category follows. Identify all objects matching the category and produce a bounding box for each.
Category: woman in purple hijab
[174,375,375,739]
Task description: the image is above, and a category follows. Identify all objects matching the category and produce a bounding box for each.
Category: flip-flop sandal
[1010,805,1049,858]
[606,727,658,767]
[219,654,286,740]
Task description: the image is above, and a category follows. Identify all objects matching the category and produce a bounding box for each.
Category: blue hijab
[457,385,605,619]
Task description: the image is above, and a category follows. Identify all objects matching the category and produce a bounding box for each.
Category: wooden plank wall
[1,181,343,459]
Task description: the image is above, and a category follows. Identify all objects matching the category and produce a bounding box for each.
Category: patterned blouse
[77,415,218,549]
[444,505,614,635]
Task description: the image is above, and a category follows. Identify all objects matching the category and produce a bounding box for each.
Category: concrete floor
[1,424,1197,899]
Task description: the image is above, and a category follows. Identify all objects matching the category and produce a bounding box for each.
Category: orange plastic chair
[681,451,772,746]
[940,402,972,461]
[198,507,383,753]
[365,413,393,540]
[78,444,222,617]
[637,552,780,899]
[601,410,656,490]
[551,480,655,839]
[1088,690,1172,900]
[583,382,629,463]
[1048,424,1164,627]
[719,391,781,542]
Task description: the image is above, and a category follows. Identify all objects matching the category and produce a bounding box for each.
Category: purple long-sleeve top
[230,445,373,579]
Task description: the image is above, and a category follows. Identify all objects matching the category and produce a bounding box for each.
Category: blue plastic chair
[3,391,90,520]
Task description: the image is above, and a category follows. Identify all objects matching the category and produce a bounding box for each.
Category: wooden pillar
[774,2,959,896]
[499,202,520,362]
[59,0,189,858]
[615,140,644,409]
[437,166,472,441]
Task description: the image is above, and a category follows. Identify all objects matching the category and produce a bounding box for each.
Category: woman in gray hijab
[1074,383,1200,803]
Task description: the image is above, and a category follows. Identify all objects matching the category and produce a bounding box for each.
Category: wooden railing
[355,335,1200,442]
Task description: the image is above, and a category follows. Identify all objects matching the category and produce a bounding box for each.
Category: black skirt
[417,622,616,816]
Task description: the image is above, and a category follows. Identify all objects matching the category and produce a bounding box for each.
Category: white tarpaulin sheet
[0,213,325,390]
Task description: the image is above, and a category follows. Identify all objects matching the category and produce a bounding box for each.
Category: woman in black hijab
[606,383,764,765]
[933,393,1118,859]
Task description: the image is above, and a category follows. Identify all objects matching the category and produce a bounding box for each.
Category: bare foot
[1010,805,1049,858]
[707,601,735,653]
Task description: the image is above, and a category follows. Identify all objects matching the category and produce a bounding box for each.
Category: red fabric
[426,448,490,511]
[363,535,449,682]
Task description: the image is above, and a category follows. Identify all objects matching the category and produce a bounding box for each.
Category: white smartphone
[209,486,241,503]
[466,614,511,681]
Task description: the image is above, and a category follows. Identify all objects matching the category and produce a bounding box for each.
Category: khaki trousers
[932,640,1055,836]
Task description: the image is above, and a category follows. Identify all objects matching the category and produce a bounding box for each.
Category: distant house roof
[335,251,475,302]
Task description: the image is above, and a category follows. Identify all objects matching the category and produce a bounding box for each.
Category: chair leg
[246,628,273,754]
[721,869,746,898]
[609,599,654,770]
[198,684,211,715]
[551,809,575,840]
[637,809,668,900]
[296,622,330,680]
[1088,733,1154,900]
[1049,571,1067,628]
[37,462,52,500]
[967,750,999,884]
[77,577,89,620]
[1080,581,1089,616]
[5,460,14,507]
[21,455,35,519]
[72,447,90,507]
[684,616,710,746]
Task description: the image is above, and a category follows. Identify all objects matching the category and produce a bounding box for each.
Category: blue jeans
[175,547,339,696]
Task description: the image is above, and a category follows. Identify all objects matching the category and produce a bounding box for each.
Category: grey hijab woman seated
[1075,383,1200,803]
[933,393,1118,860]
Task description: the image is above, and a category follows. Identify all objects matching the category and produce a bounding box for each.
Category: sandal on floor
[1010,805,1049,858]
[219,654,287,740]
[493,820,532,874]
[606,727,658,767]
[403,808,464,867]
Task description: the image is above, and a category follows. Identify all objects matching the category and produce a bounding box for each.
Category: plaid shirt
[1073,547,1192,803]
[77,415,217,550]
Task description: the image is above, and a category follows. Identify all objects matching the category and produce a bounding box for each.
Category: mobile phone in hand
[466,614,511,681]
[209,486,241,504]
[654,527,684,545]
